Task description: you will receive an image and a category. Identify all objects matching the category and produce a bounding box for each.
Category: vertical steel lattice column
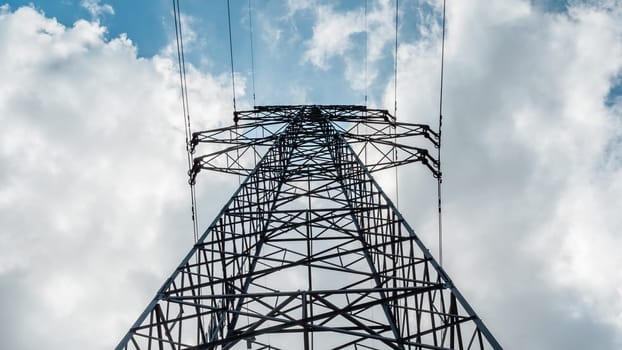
[116,105,501,350]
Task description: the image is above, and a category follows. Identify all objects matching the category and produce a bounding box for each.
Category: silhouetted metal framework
[117,105,502,350]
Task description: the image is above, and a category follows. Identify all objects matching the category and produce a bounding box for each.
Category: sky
[0,0,621,349]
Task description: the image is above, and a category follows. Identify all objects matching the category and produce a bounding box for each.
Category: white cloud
[366,0,401,62]
[262,20,284,51]
[161,13,201,59]
[270,2,622,346]
[2,1,622,349]
[302,5,365,69]
[80,0,114,19]
[0,6,234,349]
[298,0,408,98]
[286,0,316,16]
[380,0,622,347]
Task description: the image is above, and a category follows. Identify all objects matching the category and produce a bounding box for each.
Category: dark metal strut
[117,105,501,350]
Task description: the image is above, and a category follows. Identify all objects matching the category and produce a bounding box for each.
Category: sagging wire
[364,0,369,167]
[227,0,242,185]
[248,0,257,107]
[227,0,237,112]
[359,0,369,144]
[173,2,207,336]
[247,0,258,185]
[393,0,399,120]
[437,0,447,267]
[364,0,368,108]
[393,0,399,209]
[173,0,199,244]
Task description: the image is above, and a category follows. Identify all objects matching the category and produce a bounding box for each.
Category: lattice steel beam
[117,105,501,350]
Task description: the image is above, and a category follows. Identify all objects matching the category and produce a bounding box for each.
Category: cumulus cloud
[285,0,622,347]
[80,0,114,19]
[286,0,316,16]
[0,5,234,349]
[3,1,622,349]
[302,5,365,69]
[299,0,397,94]
[375,0,622,348]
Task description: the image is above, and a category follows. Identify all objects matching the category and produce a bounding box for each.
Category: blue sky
[4,0,363,105]
[7,0,618,108]
[6,0,170,55]
[1,1,622,349]
[0,0,460,107]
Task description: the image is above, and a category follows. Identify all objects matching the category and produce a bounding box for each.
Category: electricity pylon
[116,105,502,350]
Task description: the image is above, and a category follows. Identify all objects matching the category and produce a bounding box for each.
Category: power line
[227,0,237,112]
[364,0,368,107]
[393,0,399,120]
[394,0,399,209]
[248,0,256,107]
[173,0,199,243]
[437,0,447,267]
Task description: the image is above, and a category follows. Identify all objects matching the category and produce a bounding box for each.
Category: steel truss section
[189,106,440,181]
[117,105,502,350]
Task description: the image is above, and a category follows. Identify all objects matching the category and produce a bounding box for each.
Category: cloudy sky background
[1,0,621,348]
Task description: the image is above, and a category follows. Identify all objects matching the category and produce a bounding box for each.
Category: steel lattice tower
[117,105,502,350]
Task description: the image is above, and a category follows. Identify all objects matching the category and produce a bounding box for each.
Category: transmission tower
[116,105,501,350]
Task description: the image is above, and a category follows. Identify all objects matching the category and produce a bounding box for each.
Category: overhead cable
[394,0,399,209]
[173,0,199,243]
[437,0,447,267]
[364,0,368,107]
[248,0,256,107]
[227,0,237,112]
